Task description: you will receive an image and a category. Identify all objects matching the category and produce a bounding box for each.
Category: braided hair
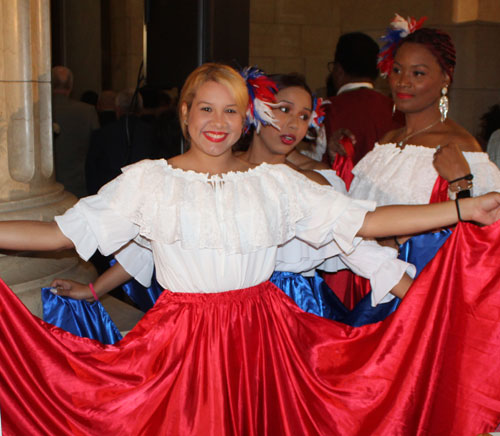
[400,28,456,82]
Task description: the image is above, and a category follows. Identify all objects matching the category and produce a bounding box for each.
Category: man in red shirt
[324,32,404,168]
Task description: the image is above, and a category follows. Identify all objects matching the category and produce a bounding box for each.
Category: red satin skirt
[2,222,500,435]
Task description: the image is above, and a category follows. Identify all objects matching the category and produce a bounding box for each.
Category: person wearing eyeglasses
[324,32,404,168]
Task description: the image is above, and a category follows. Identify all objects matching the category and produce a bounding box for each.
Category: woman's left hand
[49,278,95,302]
[432,143,471,181]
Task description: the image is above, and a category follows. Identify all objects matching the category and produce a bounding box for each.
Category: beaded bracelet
[449,180,473,193]
[89,283,99,301]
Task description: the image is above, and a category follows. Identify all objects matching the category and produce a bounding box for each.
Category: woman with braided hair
[352,15,500,227]
[347,15,500,311]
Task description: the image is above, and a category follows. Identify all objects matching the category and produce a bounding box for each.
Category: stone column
[0,0,95,317]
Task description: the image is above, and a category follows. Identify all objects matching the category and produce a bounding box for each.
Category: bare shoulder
[312,158,330,170]
[287,149,329,170]
[444,121,482,152]
[378,128,402,145]
[166,154,184,168]
[300,158,330,171]
[299,169,331,186]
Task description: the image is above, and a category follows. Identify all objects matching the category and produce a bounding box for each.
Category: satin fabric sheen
[331,137,355,190]
[325,137,366,308]
[40,176,453,343]
[41,228,449,347]
[322,269,370,310]
[42,288,123,344]
[2,222,500,435]
[39,230,450,344]
[429,175,450,204]
[325,174,451,309]
[113,260,163,312]
[333,228,452,327]
[41,264,163,344]
[120,272,162,312]
[271,271,397,327]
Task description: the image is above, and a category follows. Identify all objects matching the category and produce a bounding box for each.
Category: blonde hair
[178,63,248,138]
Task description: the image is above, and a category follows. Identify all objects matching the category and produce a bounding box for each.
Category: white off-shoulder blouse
[275,168,414,306]
[55,160,376,293]
[349,143,500,205]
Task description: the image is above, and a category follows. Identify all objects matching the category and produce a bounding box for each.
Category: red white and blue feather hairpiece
[377,13,427,77]
[305,96,330,158]
[239,66,279,133]
[309,96,328,131]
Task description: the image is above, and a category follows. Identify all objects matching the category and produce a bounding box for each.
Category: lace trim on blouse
[60,159,375,256]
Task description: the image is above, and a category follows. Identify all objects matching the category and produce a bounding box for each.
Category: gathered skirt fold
[1,222,500,435]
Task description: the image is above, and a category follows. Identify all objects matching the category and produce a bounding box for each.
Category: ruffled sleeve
[465,152,500,196]
[54,160,162,259]
[114,240,154,288]
[54,161,162,286]
[271,165,376,254]
[55,195,141,261]
[334,240,416,306]
[55,161,376,273]
[313,169,348,194]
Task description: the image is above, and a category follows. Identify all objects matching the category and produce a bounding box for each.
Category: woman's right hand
[49,278,95,302]
[432,143,471,182]
[327,128,356,161]
[462,192,500,225]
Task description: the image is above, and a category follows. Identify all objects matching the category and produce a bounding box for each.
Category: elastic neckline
[376,143,489,158]
[163,160,276,182]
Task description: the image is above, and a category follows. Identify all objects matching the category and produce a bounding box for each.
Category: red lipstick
[203,131,228,143]
[280,134,296,145]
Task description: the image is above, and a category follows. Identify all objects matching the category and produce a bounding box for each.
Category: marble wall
[0,0,57,204]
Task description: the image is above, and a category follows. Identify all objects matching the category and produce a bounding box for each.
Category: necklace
[397,119,441,148]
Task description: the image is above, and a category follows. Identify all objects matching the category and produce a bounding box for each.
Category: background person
[52,66,99,197]
[324,32,404,171]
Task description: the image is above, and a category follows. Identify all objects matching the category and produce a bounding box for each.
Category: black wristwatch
[456,189,471,199]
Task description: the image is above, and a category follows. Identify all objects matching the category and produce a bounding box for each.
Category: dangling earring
[392,103,396,116]
[439,86,449,122]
